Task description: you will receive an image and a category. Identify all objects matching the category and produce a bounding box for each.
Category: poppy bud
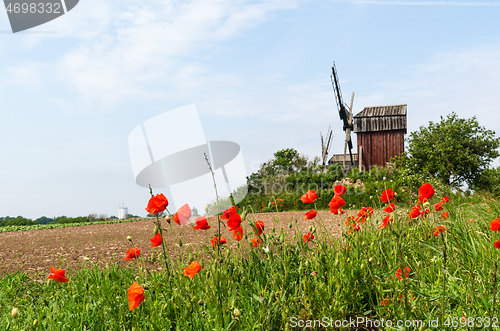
[288,222,292,229]
[233,308,241,317]
[377,262,381,266]
[308,225,313,232]
[268,202,272,209]
[198,300,203,305]
[151,252,156,262]
[179,238,183,247]
[204,204,209,212]
[369,257,373,263]
[188,253,193,262]
[127,236,133,242]
[423,201,430,209]
[33,320,38,326]
[279,234,284,242]
[154,225,158,235]
[11,307,19,318]
[165,216,172,224]
[241,209,248,222]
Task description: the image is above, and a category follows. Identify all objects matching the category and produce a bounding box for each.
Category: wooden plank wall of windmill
[357,129,405,171]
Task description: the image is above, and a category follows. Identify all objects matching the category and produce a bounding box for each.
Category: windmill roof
[353,104,407,118]
[353,104,407,133]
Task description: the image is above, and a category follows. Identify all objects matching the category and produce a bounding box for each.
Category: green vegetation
[396,112,500,192]
[0,218,151,234]
[2,190,500,330]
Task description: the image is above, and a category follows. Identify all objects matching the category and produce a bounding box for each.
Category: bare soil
[0,211,346,280]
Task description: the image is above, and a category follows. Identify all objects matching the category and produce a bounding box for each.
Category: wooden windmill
[330,62,356,172]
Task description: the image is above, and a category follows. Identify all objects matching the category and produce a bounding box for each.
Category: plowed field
[0,211,345,280]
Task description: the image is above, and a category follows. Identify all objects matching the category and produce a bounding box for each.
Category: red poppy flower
[379,215,393,229]
[495,240,500,249]
[380,189,395,203]
[250,237,262,248]
[381,298,389,306]
[231,226,244,241]
[442,211,449,219]
[123,247,141,261]
[193,217,210,230]
[301,190,318,203]
[356,207,373,223]
[303,232,315,243]
[384,203,395,213]
[440,196,450,203]
[352,224,361,231]
[434,202,443,211]
[396,266,411,281]
[128,281,145,311]
[183,261,202,278]
[329,195,346,214]
[334,184,347,196]
[417,196,428,204]
[227,213,242,231]
[173,203,191,226]
[47,267,69,283]
[221,206,237,220]
[408,206,420,219]
[490,218,500,231]
[345,216,355,227]
[145,193,169,214]
[433,225,447,236]
[304,210,317,220]
[211,236,227,248]
[418,183,435,200]
[253,220,264,235]
[150,233,162,247]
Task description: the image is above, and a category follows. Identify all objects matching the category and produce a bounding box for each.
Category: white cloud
[8,61,44,87]
[47,0,300,110]
[350,1,500,6]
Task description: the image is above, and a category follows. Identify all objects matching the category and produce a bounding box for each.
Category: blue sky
[1,0,499,219]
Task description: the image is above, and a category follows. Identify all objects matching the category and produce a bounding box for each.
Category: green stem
[440,231,448,328]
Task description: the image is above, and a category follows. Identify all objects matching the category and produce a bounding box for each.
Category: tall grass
[1,189,500,330]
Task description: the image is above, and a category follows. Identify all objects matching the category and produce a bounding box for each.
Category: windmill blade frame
[331,62,355,171]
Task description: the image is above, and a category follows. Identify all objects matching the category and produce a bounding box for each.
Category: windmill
[330,62,355,172]
[320,126,333,167]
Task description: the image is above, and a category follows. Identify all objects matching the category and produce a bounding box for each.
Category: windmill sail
[330,62,354,167]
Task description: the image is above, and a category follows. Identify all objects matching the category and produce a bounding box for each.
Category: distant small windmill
[330,62,355,172]
[320,126,333,167]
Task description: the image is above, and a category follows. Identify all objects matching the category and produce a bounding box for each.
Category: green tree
[406,112,500,188]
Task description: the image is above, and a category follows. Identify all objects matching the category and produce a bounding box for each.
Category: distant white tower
[118,204,128,220]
